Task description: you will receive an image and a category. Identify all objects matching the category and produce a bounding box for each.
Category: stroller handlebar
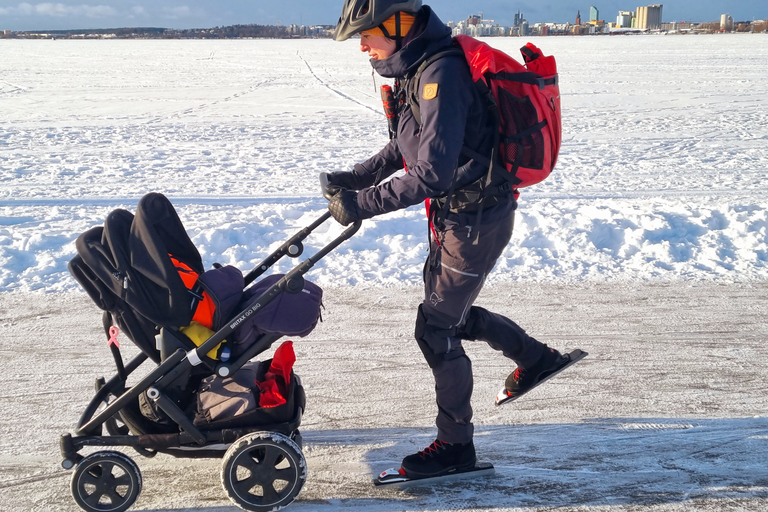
[217,214,360,378]
[319,172,335,201]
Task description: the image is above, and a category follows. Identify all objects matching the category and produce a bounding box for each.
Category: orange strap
[170,255,216,329]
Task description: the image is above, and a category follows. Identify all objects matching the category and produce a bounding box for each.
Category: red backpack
[408,35,561,195]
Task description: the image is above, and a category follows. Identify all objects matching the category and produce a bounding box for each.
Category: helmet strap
[378,11,404,51]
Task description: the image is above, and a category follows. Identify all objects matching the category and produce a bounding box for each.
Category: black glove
[324,170,360,197]
[328,189,360,226]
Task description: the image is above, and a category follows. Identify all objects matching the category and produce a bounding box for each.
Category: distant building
[661,21,694,32]
[532,22,572,36]
[512,11,529,36]
[514,11,523,28]
[590,6,600,22]
[451,13,510,36]
[288,24,332,37]
[720,14,734,31]
[616,11,633,28]
[636,4,663,30]
[576,10,582,25]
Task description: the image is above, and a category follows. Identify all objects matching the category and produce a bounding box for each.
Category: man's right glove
[328,189,360,226]
[324,170,361,197]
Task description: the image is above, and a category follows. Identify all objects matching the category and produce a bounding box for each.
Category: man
[325,0,571,479]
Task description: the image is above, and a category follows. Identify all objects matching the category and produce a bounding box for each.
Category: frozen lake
[1,34,767,290]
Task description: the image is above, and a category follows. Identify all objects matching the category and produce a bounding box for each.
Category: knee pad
[415,304,466,369]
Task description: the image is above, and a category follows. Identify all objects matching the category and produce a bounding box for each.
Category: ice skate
[496,348,588,406]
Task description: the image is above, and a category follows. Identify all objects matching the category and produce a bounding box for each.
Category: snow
[1,34,768,511]
[2,35,767,290]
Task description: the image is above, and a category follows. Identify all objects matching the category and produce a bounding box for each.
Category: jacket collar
[370,6,453,79]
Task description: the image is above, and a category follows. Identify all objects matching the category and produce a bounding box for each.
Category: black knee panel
[457,305,533,350]
[456,306,489,341]
[415,304,466,369]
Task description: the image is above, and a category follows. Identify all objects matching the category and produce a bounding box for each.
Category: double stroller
[60,192,360,512]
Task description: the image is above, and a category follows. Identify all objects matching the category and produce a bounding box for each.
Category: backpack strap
[486,71,558,89]
[408,45,510,244]
[408,44,509,191]
[404,45,467,241]
[406,46,465,126]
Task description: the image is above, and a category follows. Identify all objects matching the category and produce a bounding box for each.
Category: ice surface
[2,283,768,511]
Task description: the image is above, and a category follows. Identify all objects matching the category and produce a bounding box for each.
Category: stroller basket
[60,193,360,512]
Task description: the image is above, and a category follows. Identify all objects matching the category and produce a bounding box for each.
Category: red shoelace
[418,440,448,458]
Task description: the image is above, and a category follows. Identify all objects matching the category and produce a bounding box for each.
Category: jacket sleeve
[356,56,474,217]
[353,138,404,188]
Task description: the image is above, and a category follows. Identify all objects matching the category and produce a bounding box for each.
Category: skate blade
[374,463,495,489]
[495,349,588,406]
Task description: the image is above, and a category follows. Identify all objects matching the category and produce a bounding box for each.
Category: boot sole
[374,462,495,488]
[496,349,588,406]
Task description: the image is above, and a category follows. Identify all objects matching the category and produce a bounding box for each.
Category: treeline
[2,24,334,39]
[171,24,291,39]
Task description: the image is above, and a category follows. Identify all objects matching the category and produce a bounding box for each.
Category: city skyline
[0,0,764,32]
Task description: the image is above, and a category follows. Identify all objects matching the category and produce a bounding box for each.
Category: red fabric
[455,34,528,81]
[523,42,557,75]
[255,379,287,408]
[170,255,216,329]
[256,341,296,408]
[267,340,296,386]
[453,35,561,190]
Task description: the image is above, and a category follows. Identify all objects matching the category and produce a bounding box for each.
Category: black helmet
[333,0,422,41]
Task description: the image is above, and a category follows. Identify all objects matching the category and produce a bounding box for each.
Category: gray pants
[416,210,546,444]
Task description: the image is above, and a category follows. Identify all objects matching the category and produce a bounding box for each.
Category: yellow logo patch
[423,83,438,100]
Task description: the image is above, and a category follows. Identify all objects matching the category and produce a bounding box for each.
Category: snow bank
[1,35,767,292]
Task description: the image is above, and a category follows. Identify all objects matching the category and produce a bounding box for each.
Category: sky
[0,0,764,32]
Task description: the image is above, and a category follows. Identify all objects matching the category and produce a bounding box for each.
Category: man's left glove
[328,189,360,226]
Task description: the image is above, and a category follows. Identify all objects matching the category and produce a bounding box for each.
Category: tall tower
[636,4,663,30]
[590,5,599,22]
[720,14,734,31]
[576,10,582,25]
[648,4,663,29]
[617,11,633,27]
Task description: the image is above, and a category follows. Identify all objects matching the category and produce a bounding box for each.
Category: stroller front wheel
[221,431,306,512]
[70,450,142,512]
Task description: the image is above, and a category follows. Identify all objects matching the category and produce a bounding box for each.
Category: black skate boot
[400,440,477,478]
[494,346,574,406]
[506,346,567,394]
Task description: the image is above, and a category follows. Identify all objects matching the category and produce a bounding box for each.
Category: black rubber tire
[221,431,306,512]
[71,451,142,512]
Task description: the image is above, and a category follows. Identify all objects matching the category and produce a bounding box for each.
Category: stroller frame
[61,210,360,512]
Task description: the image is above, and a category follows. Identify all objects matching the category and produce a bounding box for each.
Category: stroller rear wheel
[221,431,306,512]
[70,451,142,512]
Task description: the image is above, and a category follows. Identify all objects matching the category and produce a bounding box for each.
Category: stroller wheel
[70,451,142,512]
[221,431,306,512]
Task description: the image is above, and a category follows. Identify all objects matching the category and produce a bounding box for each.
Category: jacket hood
[370,6,453,79]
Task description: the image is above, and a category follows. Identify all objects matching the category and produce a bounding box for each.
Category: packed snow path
[1,282,767,511]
